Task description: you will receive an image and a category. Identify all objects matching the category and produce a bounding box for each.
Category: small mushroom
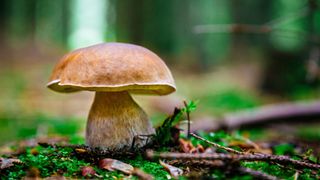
[47,43,176,149]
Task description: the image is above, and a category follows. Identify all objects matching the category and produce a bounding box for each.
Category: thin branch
[190,133,244,155]
[192,100,320,132]
[237,167,279,180]
[192,6,320,44]
[146,151,320,170]
[221,100,320,130]
[193,24,320,44]
[168,159,279,180]
[38,143,137,158]
[168,159,225,168]
[194,24,271,34]
[184,101,191,138]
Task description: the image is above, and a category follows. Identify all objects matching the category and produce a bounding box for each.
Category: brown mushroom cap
[47,42,176,95]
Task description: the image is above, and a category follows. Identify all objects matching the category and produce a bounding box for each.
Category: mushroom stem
[86,91,155,149]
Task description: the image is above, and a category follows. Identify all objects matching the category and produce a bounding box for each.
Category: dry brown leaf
[204,147,217,154]
[229,140,272,154]
[75,148,87,153]
[99,158,134,174]
[25,167,41,178]
[0,157,23,169]
[37,136,69,145]
[44,174,67,180]
[0,146,15,155]
[159,160,183,178]
[30,148,39,155]
[179,139,205,153]
[179,139,194,153]
[190,144,205,153]
[81,166,96,177]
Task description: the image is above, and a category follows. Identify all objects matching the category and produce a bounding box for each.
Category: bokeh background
[0,0,320,145]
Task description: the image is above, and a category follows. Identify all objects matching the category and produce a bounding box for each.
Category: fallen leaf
[179,139,194,153]
[26,167,40,178]
[0,146,14,155]
[229,140,272,154]
[75,148,87,153]
[190,144,205,153]
[30,148,39,155]
[179,139,205,153]
[159,160,183,178]
[44,174,67,180]
[204,147,217,153]
[81,166,96,177]
[0,157,22,169]
[37,136,69,145]
[99,158,134,174]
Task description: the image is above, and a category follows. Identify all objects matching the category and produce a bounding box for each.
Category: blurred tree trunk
[0,0,8,42]
[7,0,37,45]
[35,0,69,47]
[68,0,107,49]
[230,0,271,62]
[261,0,317,95]
[190,0,232,69]
[0,0,9,61]
[115,0,145,43]
[115,0,232,68]
[115,0,175,55]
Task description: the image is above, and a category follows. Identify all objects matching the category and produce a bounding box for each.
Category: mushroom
[47,43,176,149]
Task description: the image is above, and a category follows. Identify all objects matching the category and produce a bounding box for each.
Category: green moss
[241,162,320,180]
[21,146,88,177]
[1,118,319,179]
[242,162,295,178]
[126,156,169,179]
[273,143,295,156]
[0,145,169,179]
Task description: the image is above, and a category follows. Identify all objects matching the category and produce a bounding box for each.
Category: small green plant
[154,101,197,146]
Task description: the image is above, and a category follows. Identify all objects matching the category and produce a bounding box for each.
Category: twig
[191,101,320,132]
[193,6,320,44]
[221,101,320,129]
[168,159,225,168]
[194,24,271,34]
[38,143,137,158]
[146,151,320,170]
[132,168,154,180]
[237,167,279,180]
[168,159,278,180]
[184,101,191,138]
[190,133,244,155]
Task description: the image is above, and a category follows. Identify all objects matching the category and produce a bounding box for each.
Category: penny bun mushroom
[47,42,176,149]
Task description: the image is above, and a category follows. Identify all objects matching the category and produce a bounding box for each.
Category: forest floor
[0,103,319,179]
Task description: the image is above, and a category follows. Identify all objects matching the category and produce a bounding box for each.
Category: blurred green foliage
[199,89,260,115]
[296,125,320,141]
[0,113,83,145]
